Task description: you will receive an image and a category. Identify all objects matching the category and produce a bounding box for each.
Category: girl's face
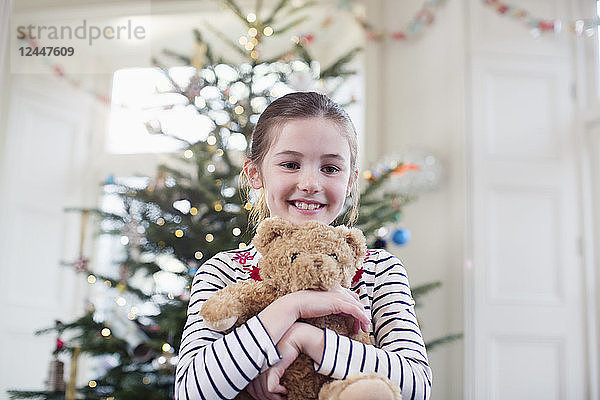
[246,118,357,226]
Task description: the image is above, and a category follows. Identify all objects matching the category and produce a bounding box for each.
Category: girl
[175,92,432,400]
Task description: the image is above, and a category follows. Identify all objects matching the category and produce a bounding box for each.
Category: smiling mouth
[289,200,325,210]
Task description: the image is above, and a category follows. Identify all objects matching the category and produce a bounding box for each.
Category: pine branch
[221,0,247,24]
[8,391,65,399]
[412,281,442,300]
[204,21,249,59]
[272,15,309,35]
[425,333,463,351]
[320,46,362,79]
[264,0,289,25]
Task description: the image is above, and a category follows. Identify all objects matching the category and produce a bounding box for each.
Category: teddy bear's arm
[201,280,277,332]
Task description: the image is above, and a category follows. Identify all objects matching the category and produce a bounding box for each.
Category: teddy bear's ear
[253,217,292,254]
[342,227,367,260]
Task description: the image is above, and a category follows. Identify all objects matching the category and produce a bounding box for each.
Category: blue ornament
[392,228,411,246]
[105,174,115,185]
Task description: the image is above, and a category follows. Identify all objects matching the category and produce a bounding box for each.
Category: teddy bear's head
[252,217,367,292]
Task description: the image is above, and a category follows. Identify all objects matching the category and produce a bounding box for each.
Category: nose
[312,255,323,267]
[298,168,321,193]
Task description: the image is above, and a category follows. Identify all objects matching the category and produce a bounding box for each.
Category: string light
[205,234,214,242]
[120,236,129,245]
[215,149,224,157]
[250,50,259,59]
[101,328,111,337]
[194,251,203,260]
[87,275,96,284]
[206,136,217,145]
[184,150,194,159]
[232,227,241,236]
[228,96,237,104]
[263,26,274,36]
[239,242,247,249]
[248,27,258,37]
[246,13,256,22]
[116,296,127,306]
[239,36,248,45]
[214,203,223,212]
[162,343,172,352]
[105,280,112,288]
[157,218,165,226]
[88,380,97,388]
[244,202,253,210]
[175,229,184,238]
[190,207,198,215]
[142,377,151,385]
[207,164,216,173]
[235,105,244,114]
[245,42,254,51]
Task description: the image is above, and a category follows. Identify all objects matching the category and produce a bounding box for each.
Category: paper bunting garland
[338,0,447,41]
[20,37,111,105]
[482,0,600,37]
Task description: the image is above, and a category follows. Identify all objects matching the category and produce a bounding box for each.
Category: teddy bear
[200,217,402,400]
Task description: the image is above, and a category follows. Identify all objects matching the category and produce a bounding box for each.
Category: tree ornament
[373,237,387,249]
[105,307,153,362]
[392,228,411,246]
[45,356,65,392]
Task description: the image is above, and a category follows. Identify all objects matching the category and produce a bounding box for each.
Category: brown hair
[240,91,360,228]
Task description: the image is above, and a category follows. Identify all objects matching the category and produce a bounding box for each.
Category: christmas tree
[9,1,457,398]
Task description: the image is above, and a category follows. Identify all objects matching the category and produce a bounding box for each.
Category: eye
[322,165,340,174]
[291,253,299,262]
[281,162,300,170]
[329,253,338,260]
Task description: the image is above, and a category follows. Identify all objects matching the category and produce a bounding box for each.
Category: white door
[0,75,92,394]
[466,0,589,398]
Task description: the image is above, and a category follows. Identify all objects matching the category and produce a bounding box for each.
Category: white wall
[363,1,466,398]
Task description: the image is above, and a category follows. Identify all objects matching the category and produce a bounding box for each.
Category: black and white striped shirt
[175,246,432,399]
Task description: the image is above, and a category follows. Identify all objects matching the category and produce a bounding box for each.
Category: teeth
[294,201,320,210]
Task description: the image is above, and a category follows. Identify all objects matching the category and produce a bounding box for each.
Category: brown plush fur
[200,217,401,400]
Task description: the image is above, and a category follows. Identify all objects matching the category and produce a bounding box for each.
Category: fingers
[248,372,287,400]
[267,371,288,395]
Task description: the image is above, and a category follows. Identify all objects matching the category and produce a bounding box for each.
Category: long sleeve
[313,250,432,399]
[175,251,281,400]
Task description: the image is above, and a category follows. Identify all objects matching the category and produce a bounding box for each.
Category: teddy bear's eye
[291,253,299,262]
[329,253,338,260]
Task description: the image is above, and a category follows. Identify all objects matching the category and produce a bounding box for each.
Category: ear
[243,158,263,190]
[338,226,367,261]
[253,217,292,254]
[346,168,359,197]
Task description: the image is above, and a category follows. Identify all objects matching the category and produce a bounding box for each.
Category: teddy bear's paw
[204,315,238,332]
[319,374,401,400]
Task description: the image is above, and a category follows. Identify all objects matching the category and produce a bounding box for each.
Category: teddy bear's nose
[312,255,324,267]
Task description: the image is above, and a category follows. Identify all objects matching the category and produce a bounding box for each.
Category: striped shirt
[175,246,432,399]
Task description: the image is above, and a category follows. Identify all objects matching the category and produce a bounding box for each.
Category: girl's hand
[257,285,370,348]
[292,285,370,334]
[247,323,304,400]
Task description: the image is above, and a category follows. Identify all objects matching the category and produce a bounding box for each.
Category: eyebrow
[273,150,346,160]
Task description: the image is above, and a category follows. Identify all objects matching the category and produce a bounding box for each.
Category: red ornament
[53,65,64,77]
[497,4,509,14]
[300,33,314,45]
[392,31,407,40]
[538,20,554,31]
[72,256,89,272]
[56,337,64,352]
